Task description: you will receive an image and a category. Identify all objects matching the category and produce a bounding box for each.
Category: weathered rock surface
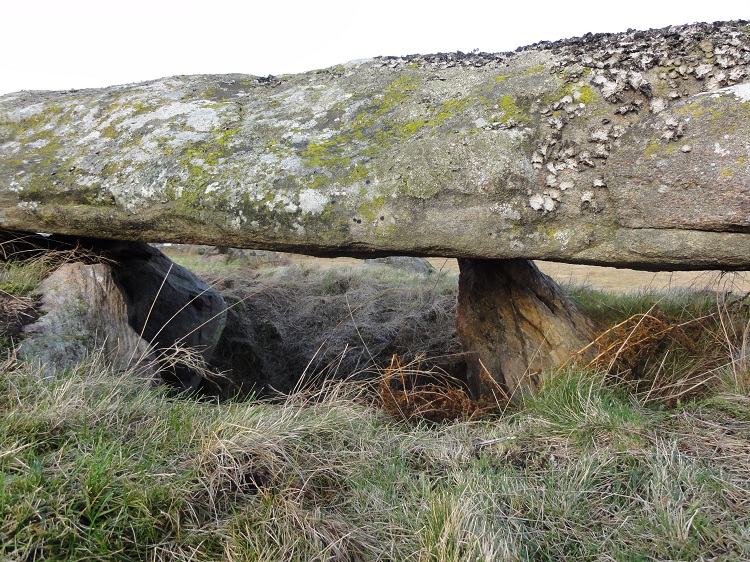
[1,21,748,269]
[2,22,749,400]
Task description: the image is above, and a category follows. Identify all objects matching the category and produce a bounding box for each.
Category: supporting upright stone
[111,242,228,391]
[456,258,598,401]
[2,231,227,391]
[18,262,158,379]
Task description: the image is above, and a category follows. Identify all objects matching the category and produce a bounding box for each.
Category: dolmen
[1,21,748,399]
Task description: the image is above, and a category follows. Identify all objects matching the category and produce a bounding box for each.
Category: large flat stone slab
[1,21,748,269]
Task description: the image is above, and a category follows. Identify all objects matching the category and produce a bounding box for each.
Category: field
[278,253,750,293]
[1,249,749,561]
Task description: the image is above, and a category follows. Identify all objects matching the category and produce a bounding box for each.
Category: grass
[563,276,750,405]
[0,259,51,297]
[1,244,749,560]
[1,351,748,561]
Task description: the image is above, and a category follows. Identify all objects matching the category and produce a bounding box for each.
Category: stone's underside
[457,259,599,399]
[1,21,749,270]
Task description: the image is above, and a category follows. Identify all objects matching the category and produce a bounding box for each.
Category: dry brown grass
[587,309,705,374]
[197,261,461,399]
[0,293,36,337]
[379,353,476,422]
[0,230,111,268]
[570,288,750,405]
[378,353,507,422]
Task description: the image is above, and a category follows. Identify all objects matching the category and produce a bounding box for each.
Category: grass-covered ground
[1,247,749,561]
[2,354,748,561]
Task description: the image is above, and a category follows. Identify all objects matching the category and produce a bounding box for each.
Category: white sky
[1,1,748,96]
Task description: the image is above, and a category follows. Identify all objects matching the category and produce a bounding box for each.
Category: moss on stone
[644,139,662,159]
[523,64,545,74]
[495,95,531,124]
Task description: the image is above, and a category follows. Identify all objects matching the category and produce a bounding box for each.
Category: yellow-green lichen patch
[494,95,532,124]
[180,125,241,172]
[641,136,686,160]
[398,168,446,200]
[163,125,246,214]
[290,72,487,200]
[301,137,353,169]
[8,103,85,168]
[374,75,421,117]
[396,120,429,137]
[302,173,335,190]
[348,163,372,183]
[676,100,725,121]
[6,111,88,201]
[97,97,164,139]
[356,196,386,223]
[22,182,105,206]
[541,81,597,108]
[720,168,735,178]
[291,74,444,191]
[644,139,662,159]
[571,84,596,105]
[214,127,240,149]
[523,64,545,74]
[434,98,472,122]
[674,92,750,141]
[14,104,66,133]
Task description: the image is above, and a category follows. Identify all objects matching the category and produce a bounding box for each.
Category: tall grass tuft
[567,274,750,406]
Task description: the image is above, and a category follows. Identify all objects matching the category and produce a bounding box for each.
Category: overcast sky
[1,1,748,96]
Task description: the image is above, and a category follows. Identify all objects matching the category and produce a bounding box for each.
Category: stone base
[19,262,158,379]
[3,231,227,391]
[456,258,598,401]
